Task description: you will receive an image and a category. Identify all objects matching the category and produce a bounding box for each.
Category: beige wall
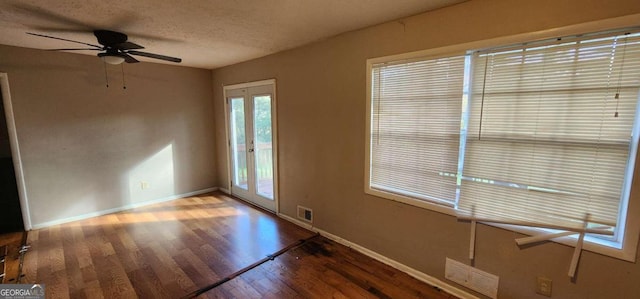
[0,45,217,227]
[212,0,640,298]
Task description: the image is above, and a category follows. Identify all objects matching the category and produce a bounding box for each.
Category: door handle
[248,148,254,153]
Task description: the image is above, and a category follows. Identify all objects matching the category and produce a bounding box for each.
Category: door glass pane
[253,95,274,199]
[231,97,248,190]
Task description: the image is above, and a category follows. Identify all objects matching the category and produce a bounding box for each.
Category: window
[366,28,640,258]
[370,56,465,206]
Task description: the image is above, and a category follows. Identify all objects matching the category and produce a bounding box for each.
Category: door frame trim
[223,78,279,213]
[1,73,32,230]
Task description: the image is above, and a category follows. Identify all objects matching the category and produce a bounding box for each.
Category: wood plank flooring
[198,236,457,299]
[19,192,457,298]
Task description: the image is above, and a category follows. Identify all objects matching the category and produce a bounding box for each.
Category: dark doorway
[0,86,23,233]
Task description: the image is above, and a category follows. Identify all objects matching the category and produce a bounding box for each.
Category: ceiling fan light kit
[99,54,126,65]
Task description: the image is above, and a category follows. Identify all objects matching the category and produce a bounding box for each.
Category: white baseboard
[278,213,313,230]
[31,187,219,229]
[219,188,230,194]
[277,213,477,299]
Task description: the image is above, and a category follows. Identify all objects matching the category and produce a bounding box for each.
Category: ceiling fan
[27,30,182,65]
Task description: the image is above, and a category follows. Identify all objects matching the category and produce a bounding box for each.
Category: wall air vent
[297,205,313,223]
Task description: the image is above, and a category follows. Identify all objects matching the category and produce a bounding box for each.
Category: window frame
[364,13,640,262]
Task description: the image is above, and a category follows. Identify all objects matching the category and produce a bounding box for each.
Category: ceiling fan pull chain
[103,61,109,88]
[121,64,127,89]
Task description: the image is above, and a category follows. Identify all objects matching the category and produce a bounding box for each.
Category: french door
[225,80,277,211]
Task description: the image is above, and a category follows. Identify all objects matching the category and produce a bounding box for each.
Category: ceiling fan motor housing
[94,30,128,48]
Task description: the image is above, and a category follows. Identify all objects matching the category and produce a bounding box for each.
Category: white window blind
[370,56,465,204]
[458,32,640,230]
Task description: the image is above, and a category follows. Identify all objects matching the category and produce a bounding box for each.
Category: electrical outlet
[140,181,150,190]
[536,276,552,297]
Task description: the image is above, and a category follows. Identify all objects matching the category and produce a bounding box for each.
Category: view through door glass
[230,97,248,191]
[253,95,274,199]
[226,82,276,212]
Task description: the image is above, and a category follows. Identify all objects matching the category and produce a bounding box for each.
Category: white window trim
[364,13,640,262]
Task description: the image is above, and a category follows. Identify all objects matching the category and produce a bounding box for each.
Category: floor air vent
[297,205,313,223]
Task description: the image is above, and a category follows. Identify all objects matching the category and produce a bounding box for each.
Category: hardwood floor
[20,192,457,298]
[197,236,456,299]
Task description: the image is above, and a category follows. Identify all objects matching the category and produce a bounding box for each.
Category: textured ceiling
[0,0,465,69]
